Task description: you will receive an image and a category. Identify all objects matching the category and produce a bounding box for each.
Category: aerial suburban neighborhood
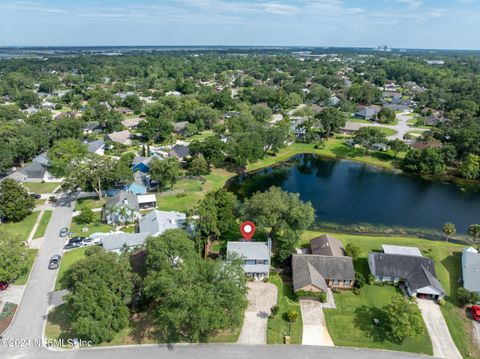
[1,3,480,359]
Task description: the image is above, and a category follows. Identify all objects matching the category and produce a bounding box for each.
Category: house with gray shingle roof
[462,247,480,295]
[102,191,140,225]
[354,107,379,120]
[101,232,150,253]
[138,210,188,236]
[368,245,445,300]
[227,240,271,279]
[86,140,105,156]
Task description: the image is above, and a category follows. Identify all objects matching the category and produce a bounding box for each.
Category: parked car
[471,305,480,321]
[29,193,41,199]
[48,255,61,270]
[59,227,69,237]
[82,237,101,245]
[68,237,85,244]
[0,282,9,291]
[64,242,82,250]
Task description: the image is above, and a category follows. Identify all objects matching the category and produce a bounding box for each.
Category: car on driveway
[0,282,9,291]
[471,305,480,321]
[68,237,85,244]
[59,227,69,237]
[48,255,61,270]
[29,193,41,199]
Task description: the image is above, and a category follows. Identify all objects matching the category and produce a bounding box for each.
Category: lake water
[227,154,480,234]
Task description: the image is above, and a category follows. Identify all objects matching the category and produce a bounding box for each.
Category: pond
[227,154,480,234]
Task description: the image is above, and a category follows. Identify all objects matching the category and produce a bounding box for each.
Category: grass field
[185,130,215,143]
[74,197,106,211]
[301,230,479,358]
[247,140,401,172]
[23,182,60,194]
[33,210,53,239]
[0,211,40,241]
[267,272,303,344]
[70,213,112,238]
[377,127,397,136]
[15,249,38,285]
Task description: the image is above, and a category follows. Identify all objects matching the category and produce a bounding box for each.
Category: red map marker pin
[240,221,256,241]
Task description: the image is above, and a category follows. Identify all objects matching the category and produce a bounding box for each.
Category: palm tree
[442,222,456,242]
[468,224,480,249]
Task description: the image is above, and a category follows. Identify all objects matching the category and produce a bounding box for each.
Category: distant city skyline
[1,0,479,50]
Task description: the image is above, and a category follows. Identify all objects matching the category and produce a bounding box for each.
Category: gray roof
[102,232,150,251]
[292,254,355,292]
[19,161,47,178]
[368,252,445,294]
[84,122,101,131]
[133,171,149,188]
[138,210,187,236]
[462,247,480,293]
[382,245,422,257]
[355,107,379,119]
[132,154,163,167]
[227,241,270,261]
[104,191,139,210]
[168,145,190,159]
[310,234,345,257]
[32,152,49,166]
[173,121,189,133]
[87,140,105,153]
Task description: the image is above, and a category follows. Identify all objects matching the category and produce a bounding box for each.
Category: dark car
[68,237,85,244]
[29,193,41,200]
[0,282,8,291]
[64,243,81,250]
[48,255,61,270]
[59,227,69,237]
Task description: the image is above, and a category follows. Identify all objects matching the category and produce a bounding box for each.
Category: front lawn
[54,246,88,291]
[69,212,112,238]
[324,286,432,355]
[14,249,38,285]
[301,230,480,358]
[33,210,53,239]
[74,197,106,211]
[23,182,60,194]
[267,272,303,344]
[0,211,40,241]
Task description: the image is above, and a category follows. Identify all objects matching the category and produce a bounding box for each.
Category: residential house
[123,172,149,195]
[137,194,157,209]
[7,152,58,182]
[101,232,150,253]
[131,154,163,173]
[122,117,144,130]
[383,103,412,113]
[226,240,271,279]
[290,116,308,139]
[410,140,442,150]
[138,210,188,236]
[168,144,190,161]
[368,245,445,300]
[354,107,379,121]
[173,121,189,135]
[341,121,363,135]
[83,122,102,135]
[102,191,140,225]
[461,247,480,295]
[292,234,355,293]
[105,130,132,146]
[86,140,105,156]
[114,107,134,116]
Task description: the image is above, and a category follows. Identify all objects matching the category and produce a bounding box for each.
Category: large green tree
[0,232,28,282]
[137,116,174,143]
[65,249,133,344]
[241,186,315,261]
[143,229,247,342]
[354,127,387,153]
[0,179,35,222]
[149,157,182,190]
[189,136,225,168]
[384,297,424,343]
[48,139,88,177]
[315,108,346,139]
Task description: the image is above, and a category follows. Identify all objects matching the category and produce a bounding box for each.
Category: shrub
[345,243,361,259]
[355,272,365,288]
[437,298,445,306]
[458,287,479,307]
[353,287,361,295]
[296,290,327,302]
[76,206,95,224]
[367,274,376,285]
[270,305,279,318]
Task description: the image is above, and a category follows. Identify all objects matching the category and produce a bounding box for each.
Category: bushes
[0,302,17,320]
[75,206,95,224]
[296,290,327,302]
[270,305,279,318]
[437,298,445,306]
[457,287,479,307]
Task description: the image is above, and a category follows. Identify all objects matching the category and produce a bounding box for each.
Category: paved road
[2,344,436,359]
[237,282,277,344]
[1,195,75,357]
[417,299,462,359]
[299,300,334,346]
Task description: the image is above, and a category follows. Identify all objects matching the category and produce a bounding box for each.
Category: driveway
[0,285,25,305]
[300,299,334,346]
[237,281,277,344]
[2,195,75,357]
[417,299,462,359]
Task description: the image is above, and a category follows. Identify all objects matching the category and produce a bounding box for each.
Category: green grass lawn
[185,130,215,143]
[74,197,106,211]
[0,211,40,241]
[55,246,88,291]
[70,213,112,238]
[301,230,479,358]
[324,286,432,355]
[267,272,303,344]
[15,249,38,285]
[33,210,53,239]
[23,182,60,194]
[376,127,397,136]
[247,140,400,172]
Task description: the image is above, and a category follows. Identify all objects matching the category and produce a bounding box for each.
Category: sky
[0,0,479,49]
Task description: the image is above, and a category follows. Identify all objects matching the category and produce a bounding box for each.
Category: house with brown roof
[292,234,355,294]
[105,130,132,146]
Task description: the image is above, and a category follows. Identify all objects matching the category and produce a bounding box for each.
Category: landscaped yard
[185,130,214,143]
[376,127,397,137]
[0,211,40,241]
[33,210,53,239]
[74,197,106,211]
[301,230,480,359]
[267,272,303,344]
[54,246,88,291]
[23,182,60,194]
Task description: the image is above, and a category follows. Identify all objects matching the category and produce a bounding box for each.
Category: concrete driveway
[237,281,277,344]
[417,299,462,359]
[0,285,25,305]
[300,299,334,346]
